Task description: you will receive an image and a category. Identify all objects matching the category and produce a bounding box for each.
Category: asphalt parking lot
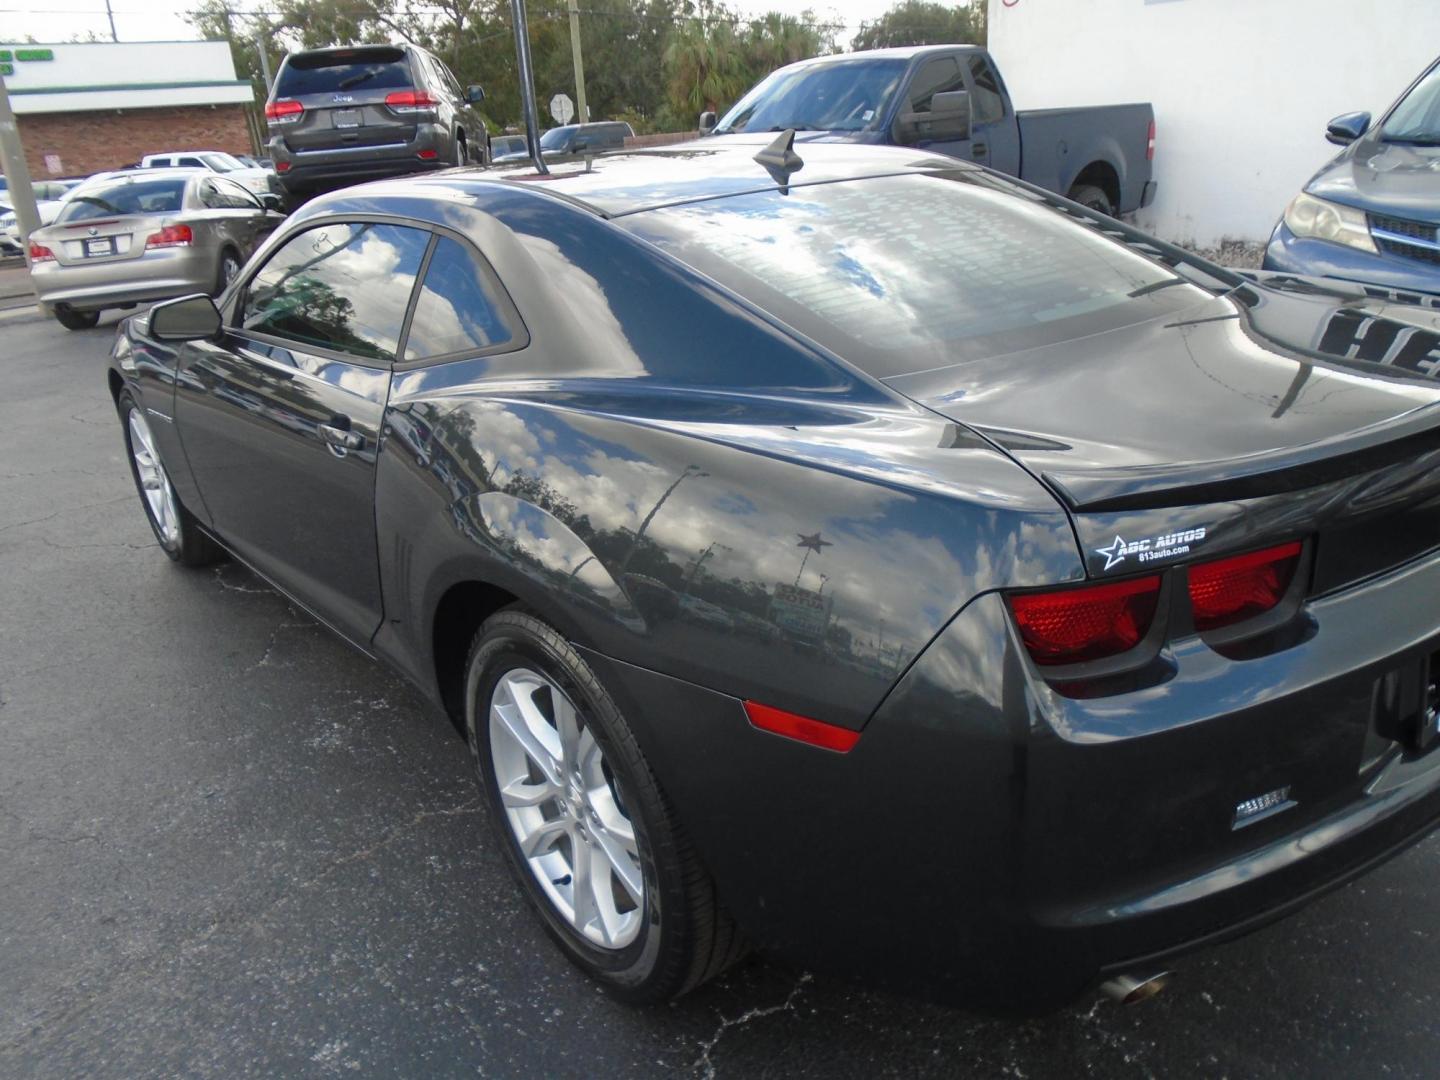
[2,303,1439,1079]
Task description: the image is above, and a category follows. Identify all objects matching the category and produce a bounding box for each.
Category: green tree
[851,0,985,51]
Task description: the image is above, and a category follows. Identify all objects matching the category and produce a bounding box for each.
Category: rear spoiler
[1042,402,1440,513]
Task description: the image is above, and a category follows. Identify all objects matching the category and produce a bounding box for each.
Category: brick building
[1,41,255,179]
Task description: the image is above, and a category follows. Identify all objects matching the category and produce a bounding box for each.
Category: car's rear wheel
[455,133,467,166]
[214,248,242,296]
[1069,183,1115,217]
[54,305,100,331]
[118,391,224,566]
[465,609,746,1001]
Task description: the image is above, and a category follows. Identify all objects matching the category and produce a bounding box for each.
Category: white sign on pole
[549,93,575,125]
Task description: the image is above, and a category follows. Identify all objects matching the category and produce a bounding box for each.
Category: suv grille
[1370,213,1440,266]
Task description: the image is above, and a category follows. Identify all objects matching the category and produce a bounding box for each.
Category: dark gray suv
[264,44,487,199]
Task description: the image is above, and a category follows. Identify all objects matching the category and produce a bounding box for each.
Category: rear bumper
[1263,221,1440,298]
[1139,179,1158,209]
[585,546,1440,1010]
[269,125,451,194]
[30,246,216,312]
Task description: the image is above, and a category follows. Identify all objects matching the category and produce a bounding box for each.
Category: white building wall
[2,40,240,91]
[987,0,1440,246]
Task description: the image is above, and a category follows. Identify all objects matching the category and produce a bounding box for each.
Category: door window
[240,222,429,363]
[908,56,964,114]
[404,235,519,360]
[967,57,1006,125]
[177,157,206,168]
[213,177,262,209]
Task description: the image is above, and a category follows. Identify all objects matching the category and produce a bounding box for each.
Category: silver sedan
[28,169,284,330]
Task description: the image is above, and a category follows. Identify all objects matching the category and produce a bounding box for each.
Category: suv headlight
[1283,192,1376,253]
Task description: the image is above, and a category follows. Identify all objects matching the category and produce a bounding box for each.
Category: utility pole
[105,0,118,41]
[566,0,588,124]
[509,0,548,173]
[256,34,274,94]
[0,73,41,268]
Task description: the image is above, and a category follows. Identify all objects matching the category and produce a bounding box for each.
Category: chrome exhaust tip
[1099,970,1170,1005]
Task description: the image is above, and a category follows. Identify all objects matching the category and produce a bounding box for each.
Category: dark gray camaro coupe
[109,138,1440,1010]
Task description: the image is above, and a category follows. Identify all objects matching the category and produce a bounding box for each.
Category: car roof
[395,140,973,219]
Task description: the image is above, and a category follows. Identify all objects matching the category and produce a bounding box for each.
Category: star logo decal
[1095,535,1129,571]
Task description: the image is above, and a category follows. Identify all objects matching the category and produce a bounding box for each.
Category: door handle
[320,422,363,453]
[973,142,988,157]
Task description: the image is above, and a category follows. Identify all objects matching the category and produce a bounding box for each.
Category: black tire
[1069,183,1115,217]
[465,609,747,1002]
[117,390,225,567]
[54,306,100,331]
[455,133,467,166]
[214,247,242,297]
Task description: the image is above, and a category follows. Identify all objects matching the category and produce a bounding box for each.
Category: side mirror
[570,136,592,153]
[149,294,221,341]
[1325,111,1371,146]
[466,85,485,104]
[698,110,718,135]
[258,192,283,212]
[894,89,971,145]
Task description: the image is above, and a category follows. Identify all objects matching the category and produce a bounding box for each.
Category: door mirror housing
[1325,111,1371,146]
[258,192,283,213]
[698,110,718,135]
[466,85,485,104]
[148,294,222,341]
[894,89,971,145]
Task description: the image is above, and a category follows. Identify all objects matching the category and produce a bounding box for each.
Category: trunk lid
[38,212,173,267]
[885,290,1440,588]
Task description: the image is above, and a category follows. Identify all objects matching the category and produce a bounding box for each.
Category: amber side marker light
[1188,541,1302,632]
[1009,575,1161,667]
[744,701,861,753]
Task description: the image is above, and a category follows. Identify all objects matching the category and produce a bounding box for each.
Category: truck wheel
[1069,184,1114,217]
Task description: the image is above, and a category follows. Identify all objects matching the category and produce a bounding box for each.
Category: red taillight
[265,98,304,124]
[385,89,438,112]
[275,161,291,173]
[145,224,193,249]
[1188,541,1301,633]
[1146,119,1156,161]
[417,148,438,160]
[743,700,860,753]
[1009,576,1161,666]
[28,242,54,262]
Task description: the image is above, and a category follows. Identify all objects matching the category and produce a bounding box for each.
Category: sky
[0,0,901,49]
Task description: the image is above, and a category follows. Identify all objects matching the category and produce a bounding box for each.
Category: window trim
[227,211,529,371]
[230,214,435,370]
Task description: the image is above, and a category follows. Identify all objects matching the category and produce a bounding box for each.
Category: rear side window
[57,178,188,222]
[908,56,964,113]
[968,57,1005,124]
[276,48,412,96]
[240,222,429,363]
[404,236,517,360]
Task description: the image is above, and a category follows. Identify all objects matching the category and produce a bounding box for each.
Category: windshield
[623,171,1212,378]
[493,136,526,155]
[201,153,244,172]
[539,127,574,151]
[715,58,907,134]
[56,178,188,222]
[1382,61,1440,144]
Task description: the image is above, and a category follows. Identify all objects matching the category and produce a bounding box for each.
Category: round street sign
[549,93,575,125]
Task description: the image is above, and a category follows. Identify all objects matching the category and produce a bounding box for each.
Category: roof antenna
[754,129,803,192]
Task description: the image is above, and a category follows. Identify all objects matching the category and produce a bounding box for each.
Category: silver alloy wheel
[489,667,645,949]
[128,408,180,547]
[221,252,240,287]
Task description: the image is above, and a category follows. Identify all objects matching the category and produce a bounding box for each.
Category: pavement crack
[246,613,315,671]
[691,972,812,1078]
